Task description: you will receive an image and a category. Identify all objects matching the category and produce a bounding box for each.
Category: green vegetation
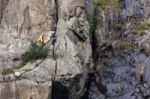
[87,14,97,41]
[94,0,109,10]
[94,0,104,6]
[129,29,147,36]
[140,19,149,30]
[113,0,118,8]
[94,0,119,10]
[87,14,97,38]
[87,14,100,61]
[20,41,49,66]
[147,39,150,45]
[112,0,119,12]
[113,0,118,5]
[127,19,148,36]
[1,41,49,75]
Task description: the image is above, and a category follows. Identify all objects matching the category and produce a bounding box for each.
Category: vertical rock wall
[0,0,150,99]
[0,0,92,99]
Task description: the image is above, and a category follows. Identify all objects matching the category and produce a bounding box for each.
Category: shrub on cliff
[94,0,103,6]
[21,42,49,66]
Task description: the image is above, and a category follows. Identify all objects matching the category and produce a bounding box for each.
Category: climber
[37,34,45,44]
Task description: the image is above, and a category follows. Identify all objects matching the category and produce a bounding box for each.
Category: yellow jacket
[37,34,44,44]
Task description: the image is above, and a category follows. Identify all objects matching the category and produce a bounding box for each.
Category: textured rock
[0,0,150,99]
[0,79,50,99]
[144,57,150,84]
[0,0,92,99]
[89,0,150,99]
[0,0,56,70]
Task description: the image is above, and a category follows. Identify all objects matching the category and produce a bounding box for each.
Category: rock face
[0,0,150,99]
[88,0,150,99]
[0,0,92,99]
[142,0,150,25]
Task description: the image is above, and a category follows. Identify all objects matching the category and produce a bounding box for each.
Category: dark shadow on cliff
[50,81,69,99]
